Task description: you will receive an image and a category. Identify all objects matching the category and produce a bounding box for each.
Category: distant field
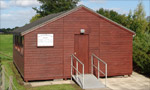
[0,34,13,60]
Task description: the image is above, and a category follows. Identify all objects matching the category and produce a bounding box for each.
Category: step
[72,74,105,89]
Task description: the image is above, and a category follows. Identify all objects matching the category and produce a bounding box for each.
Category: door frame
[74,34,90,73]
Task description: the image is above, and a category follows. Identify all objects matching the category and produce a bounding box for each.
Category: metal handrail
[71,54,84,88]
[92,54,107,65]
[91,53,107,87]
[72,54,84,65]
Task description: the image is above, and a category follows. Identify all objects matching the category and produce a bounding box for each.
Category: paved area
[29,80,74,87]
[100,71,150,90]
[27,71,149,90]
[86,88,112,90]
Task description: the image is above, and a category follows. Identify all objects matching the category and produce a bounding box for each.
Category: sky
[0,0,150,28]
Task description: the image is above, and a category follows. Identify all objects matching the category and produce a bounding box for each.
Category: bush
[133,32,150,76]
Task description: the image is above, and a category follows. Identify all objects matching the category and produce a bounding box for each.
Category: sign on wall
[37,34,54,46]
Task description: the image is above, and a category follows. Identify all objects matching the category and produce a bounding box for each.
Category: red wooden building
[13,5,135,82]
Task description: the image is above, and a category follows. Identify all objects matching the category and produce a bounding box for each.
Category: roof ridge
[13,5,135,35]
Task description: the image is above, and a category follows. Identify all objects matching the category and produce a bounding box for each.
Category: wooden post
[9,76,13,90]
[2,66,5,90]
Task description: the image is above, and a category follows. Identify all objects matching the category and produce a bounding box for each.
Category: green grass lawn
[0,34,13,60]
[0,34,82,90]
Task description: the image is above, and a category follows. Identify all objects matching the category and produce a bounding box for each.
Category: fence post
[2,66,5,90]
[9,76,13,90]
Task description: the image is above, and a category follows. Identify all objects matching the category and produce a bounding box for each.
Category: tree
[132,2,150,75]
[30,14,41,23]
[146,16,150,32]
[146,22,150,32]
[146,16,150,22]
[131,2,148,34]
[126,10,133,29]
[133,32,150,75]
[97,8,128,27]
[97,2,150,76]
[30,0,79,22]
[0,27,19,33]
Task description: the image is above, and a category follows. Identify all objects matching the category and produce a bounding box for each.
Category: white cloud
[0,1,9,9]
[78,0,106,6]
[79,0,106,4]
[106,8,128,15]
[88,0,106,3]
[0,0,41,28]
[0,0,41,9]
[1,14,12,18]
[10,0,41,7]
[1,9,36,28]
[77,1,84,5]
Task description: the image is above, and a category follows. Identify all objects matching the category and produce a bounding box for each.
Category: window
[14,35,24,55]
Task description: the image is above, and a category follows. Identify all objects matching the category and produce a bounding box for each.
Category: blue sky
[0,0,149,28]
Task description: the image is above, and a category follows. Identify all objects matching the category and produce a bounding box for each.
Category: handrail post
[92,53,107,87]
[91,55,93,74]
[71,54,85,89]
[76,60,78,80]
[99,60,100,78]
[71,55,73,81]
[83,65,84,89]
[105,64,107,87]
[98,61,99,79]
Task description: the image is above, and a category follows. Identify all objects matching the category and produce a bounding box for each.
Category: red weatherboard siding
[99,18,133,76]
[24,19,64,81]
[63,8,101,77]
[14,7,133,81]
[13,47,24,76]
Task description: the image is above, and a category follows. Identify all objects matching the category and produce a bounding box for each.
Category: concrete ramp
[72,74,105,89]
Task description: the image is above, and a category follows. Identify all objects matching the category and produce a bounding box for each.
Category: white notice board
[37,34,53,46]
